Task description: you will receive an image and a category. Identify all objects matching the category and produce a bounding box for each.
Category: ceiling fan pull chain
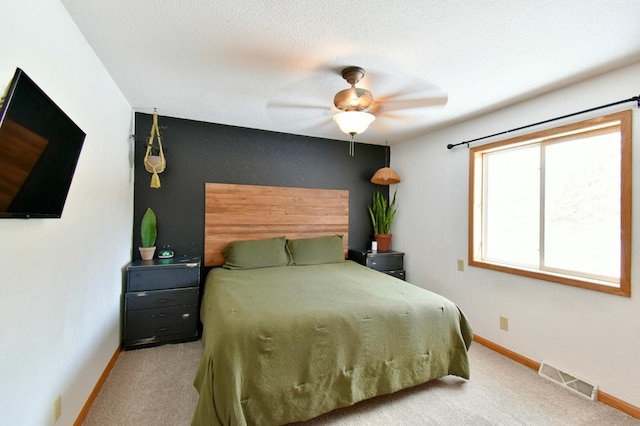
[349,133,355,156]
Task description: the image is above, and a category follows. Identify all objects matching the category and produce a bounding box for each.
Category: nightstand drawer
[125,304,198,341]
[125,287,199,310]
[349,249,404,271]
[383,269,406,280]
[349,249,406,281]
[127,265,199,291]
[367,254,403,271]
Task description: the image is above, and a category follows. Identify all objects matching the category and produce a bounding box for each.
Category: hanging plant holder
[143,112,166,188]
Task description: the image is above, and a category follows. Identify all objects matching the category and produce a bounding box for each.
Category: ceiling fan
[333,66,448,115]
[266,65,448,150]
[331,66,448,154]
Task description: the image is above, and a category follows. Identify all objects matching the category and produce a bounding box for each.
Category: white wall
[0,1,133,425]
[392,62,640,408]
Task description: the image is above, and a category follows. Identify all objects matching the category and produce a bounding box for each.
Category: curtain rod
[446,94,640,150]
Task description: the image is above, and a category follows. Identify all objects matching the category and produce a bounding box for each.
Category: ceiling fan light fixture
[332,111,375,135]
[370,166,401,185]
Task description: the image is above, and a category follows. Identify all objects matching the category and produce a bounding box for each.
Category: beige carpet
[82,341,639,425]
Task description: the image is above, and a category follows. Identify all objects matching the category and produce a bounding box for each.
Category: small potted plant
[368,189,397,252]
[139,207,157,260]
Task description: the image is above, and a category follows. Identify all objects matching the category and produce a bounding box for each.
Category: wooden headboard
[204,183,349,267]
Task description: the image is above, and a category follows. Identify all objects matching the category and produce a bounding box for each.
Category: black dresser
[348,249,406,280]
[124,257,201,350]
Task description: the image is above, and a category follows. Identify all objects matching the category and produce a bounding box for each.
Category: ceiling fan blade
[266,100,333,131]
[373,111,430,128]
[371,95,449,113]
[267,101,330,111]
[372,111,408,120]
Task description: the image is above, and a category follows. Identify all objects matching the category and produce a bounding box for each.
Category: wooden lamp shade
[370,167,401,185]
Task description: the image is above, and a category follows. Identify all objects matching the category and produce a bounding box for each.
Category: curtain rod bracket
[446,141,470,150]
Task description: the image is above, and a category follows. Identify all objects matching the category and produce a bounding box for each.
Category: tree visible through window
[469,110,632,296]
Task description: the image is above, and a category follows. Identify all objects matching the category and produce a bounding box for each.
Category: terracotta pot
[139,246,156,260]
[374,234,392,252]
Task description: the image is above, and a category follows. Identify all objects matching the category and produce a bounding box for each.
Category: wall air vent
[538,361,598,401]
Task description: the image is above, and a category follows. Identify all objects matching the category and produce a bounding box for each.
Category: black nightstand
[124,257,201,350]
[348,249,406,280]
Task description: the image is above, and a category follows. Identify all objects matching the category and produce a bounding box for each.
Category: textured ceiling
[60,0,640,145]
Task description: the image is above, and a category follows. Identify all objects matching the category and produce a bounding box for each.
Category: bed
[192,183,472,426]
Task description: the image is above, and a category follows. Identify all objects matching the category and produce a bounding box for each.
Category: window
[469,110,632,296]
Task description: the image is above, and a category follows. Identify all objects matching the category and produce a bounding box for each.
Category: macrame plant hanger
[143,111,166,188]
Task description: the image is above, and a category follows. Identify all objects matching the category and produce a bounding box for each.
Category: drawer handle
[155,313,168,318]
[157,298,171,303]
[182,313,190,319]
[156,327,170,332]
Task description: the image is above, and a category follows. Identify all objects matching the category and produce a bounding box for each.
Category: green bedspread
[192,261,472,426]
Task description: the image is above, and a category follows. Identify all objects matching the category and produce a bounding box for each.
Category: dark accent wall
[133,112,389,261]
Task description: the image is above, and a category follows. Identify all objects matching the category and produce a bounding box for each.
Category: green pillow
[287,235,346,265]
[223,236,290,269]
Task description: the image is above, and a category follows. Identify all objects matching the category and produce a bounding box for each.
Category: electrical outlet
[457,259,464,271]
[53,395,61,422]
[500,316,509,331]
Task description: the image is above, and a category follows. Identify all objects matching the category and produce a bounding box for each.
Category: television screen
[0,68,85,218]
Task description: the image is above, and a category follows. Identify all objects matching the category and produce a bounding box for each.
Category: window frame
[468,110,632,297]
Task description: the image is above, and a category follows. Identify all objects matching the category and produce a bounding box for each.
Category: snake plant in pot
[139,207,157,260]
[368,189,397,252]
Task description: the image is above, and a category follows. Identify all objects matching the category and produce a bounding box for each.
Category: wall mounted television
[0,68,85,218]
